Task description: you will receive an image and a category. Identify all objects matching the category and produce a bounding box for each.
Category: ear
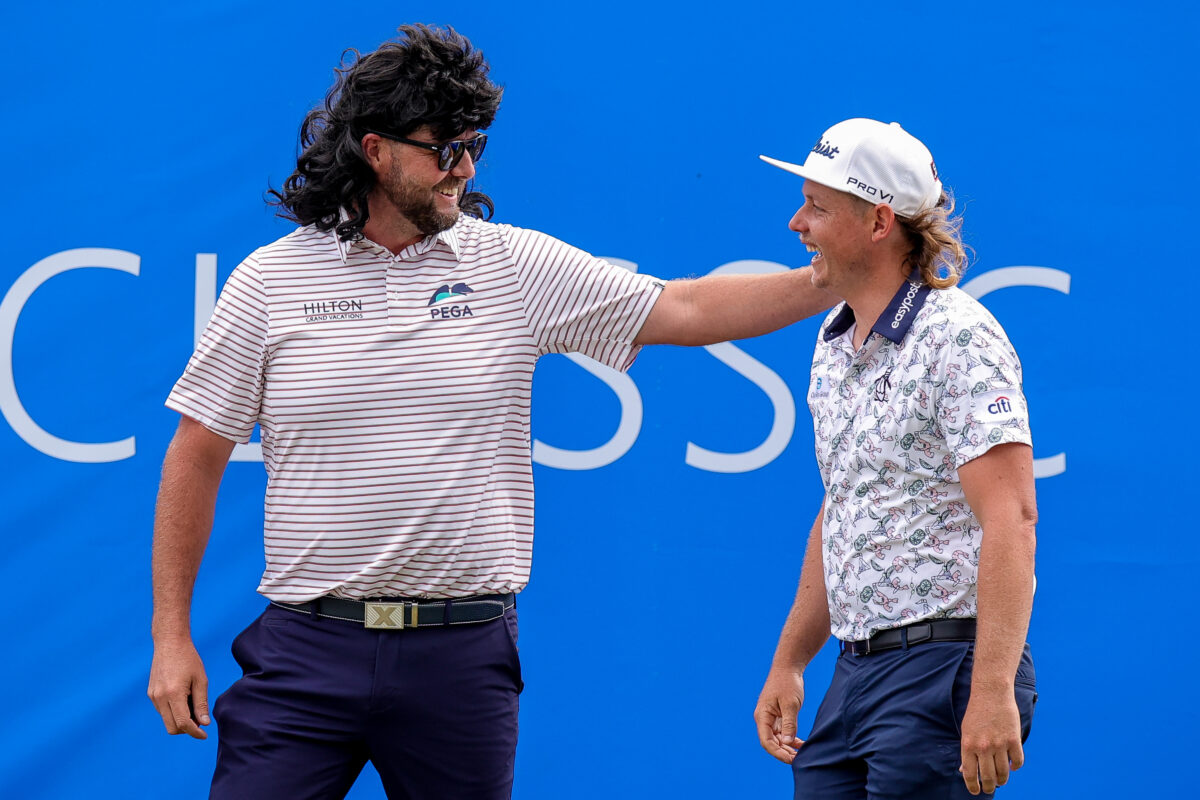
[869,203,897,243]
[360,133,388,173]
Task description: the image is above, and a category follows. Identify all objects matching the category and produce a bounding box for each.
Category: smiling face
[788,180,877,296]
[367,126,481,241]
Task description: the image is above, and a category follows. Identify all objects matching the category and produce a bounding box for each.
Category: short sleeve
[934,315,1032,468]
[165,257,269,442]
[504,226,664,371]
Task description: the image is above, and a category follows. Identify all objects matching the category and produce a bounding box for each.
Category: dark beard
[381,170,462,236]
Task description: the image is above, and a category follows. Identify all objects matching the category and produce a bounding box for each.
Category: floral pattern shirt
[808,278,1032,641]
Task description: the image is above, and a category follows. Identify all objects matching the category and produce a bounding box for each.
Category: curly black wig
[268,25,503,240]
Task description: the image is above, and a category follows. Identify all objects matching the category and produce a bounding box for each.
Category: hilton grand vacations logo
[304,298,364,322]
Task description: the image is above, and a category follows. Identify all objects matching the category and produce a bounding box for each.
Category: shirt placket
[384,242,426,332]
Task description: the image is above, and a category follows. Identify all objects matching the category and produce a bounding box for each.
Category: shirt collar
[330,209,464,263]
[435,225,463,260]
[823,272,932,344]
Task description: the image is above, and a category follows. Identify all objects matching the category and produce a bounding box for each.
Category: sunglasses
[365,129,488,171]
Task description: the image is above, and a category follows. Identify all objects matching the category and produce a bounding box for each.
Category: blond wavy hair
[897,190,970,289]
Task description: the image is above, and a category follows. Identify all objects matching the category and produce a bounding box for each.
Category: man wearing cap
[753,118,1038,798]
[146,25,837,800]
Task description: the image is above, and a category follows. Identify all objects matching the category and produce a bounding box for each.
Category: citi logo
[428,282,474,306]
[811,139,840,159]
[890,282,922,329]
[987,397,1013,414]
[847,177,895,204]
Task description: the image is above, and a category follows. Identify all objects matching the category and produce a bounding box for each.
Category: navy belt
[842,618,976,656]
[271,593,515,630]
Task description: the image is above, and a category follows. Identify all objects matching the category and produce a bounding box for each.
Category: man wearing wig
[148,24,836,799]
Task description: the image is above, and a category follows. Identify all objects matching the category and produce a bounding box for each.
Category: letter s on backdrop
[684,260,796,474]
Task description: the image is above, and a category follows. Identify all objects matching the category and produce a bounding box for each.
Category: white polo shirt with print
[808,277,1032,642]
[167,215,664,603]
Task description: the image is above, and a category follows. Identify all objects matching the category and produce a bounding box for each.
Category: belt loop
[900,627,909,650]
[442,598,453,626]
[308,599,319,619]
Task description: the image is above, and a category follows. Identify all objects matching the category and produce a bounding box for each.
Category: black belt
[271,593,515,630]
[842,618,976,656]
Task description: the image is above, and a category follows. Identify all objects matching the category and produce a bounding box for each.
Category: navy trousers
[209,602,523,800]
[793,641,1037,800]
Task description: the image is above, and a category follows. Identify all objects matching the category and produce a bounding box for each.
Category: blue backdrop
[2,2,1193,797]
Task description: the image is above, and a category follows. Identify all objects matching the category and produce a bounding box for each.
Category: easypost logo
[891,282,922,329]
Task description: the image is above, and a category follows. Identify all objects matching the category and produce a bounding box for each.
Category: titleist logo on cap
[811,139,840,159]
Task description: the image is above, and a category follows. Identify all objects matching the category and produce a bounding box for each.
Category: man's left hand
[959,688,1023,795]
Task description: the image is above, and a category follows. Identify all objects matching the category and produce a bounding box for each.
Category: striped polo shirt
[167,215,664,602]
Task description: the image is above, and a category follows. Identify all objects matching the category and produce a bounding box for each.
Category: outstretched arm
[754,503,831,764]
[147,416,235,740]
[635,265,837,346]
[956,442,1037,795]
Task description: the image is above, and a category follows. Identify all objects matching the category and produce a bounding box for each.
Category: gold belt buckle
[364,601,406,629]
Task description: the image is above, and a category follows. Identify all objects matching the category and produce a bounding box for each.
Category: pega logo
[987,396,1013,414]
[431,304,474,320]
[811,139,840,159]
[890,282,922,329]
[428,282,473,306]
[428,282,475,320]
[847,177,895,204]
[304,298,364,322]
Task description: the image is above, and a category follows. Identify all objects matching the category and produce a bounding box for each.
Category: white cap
[759,118,942,217]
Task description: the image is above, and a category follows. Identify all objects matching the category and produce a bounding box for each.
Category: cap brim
[758,154,810,179]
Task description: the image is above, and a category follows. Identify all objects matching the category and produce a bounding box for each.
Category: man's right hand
[148,638,211,739]
[754,666,806,764]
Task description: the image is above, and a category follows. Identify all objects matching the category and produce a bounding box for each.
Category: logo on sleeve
[987,396,1013,415]
[428,282,475,320]
[975,389,1022,421]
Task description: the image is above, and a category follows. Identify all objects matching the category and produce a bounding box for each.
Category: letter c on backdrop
[0,248,139,462]
[960,266,1070,479]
